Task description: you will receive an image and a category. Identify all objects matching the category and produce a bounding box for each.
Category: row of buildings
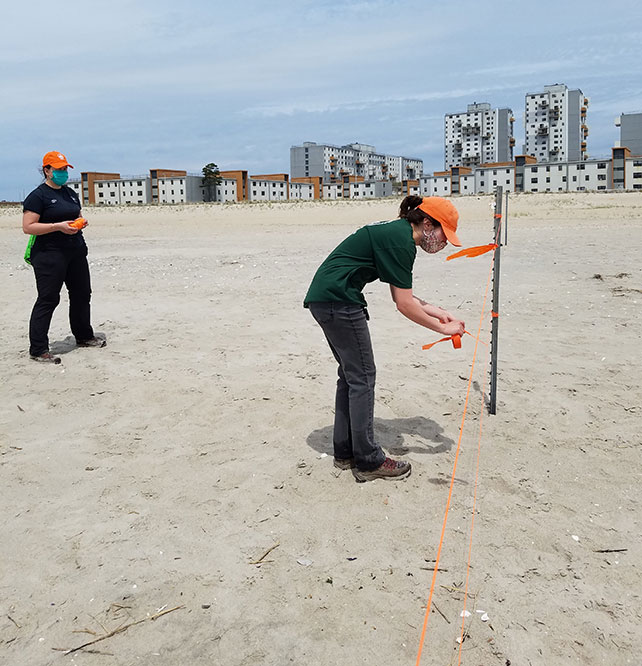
[410,148,641,197]
[67,169,393,206]
[68,83,642,205]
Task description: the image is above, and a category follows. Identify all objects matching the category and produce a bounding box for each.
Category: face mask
[420,227,448,254]
[51,169,69,186]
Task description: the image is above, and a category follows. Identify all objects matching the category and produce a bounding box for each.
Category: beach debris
[317,453,328,459]
[432,603,450,624]
[480,612,489,622]
[297,461,307,468]
[460,610,471,618]
[17,405,24,412]
[594,548,627,553]
[54,604,184,655]
[249,542,280,565]
[201,604,211,609]
[571,535,580,542]
[347,557,357,561]
[296,558,312,567]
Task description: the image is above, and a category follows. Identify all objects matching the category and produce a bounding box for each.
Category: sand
[1,192,640,665]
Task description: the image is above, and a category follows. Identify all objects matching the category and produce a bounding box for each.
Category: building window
[531,178,538,183]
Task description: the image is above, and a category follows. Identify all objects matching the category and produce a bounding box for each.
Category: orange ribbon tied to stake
[422,331,487,352]
[422,333,462,351]
[446,243,498,261]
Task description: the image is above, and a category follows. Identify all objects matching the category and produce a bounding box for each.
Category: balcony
[537,125,549,135]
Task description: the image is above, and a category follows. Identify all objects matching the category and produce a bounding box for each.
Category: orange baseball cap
[417,197,461,246]
[42,151,73,169]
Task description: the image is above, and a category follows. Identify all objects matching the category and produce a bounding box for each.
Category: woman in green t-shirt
[304,195,465,482]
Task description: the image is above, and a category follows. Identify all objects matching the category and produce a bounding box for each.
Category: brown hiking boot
[334,458,355,470]
[354,457,412,483]
[30,351,61,364]
[77,336,106,348]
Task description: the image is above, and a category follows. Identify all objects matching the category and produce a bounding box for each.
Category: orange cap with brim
[417,197,461,246]
[42,151,73,169]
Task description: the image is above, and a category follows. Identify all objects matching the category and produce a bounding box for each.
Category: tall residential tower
[524,84,589,162]
[444,102,515,170]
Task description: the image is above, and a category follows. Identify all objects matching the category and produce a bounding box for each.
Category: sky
[2,0,642,201]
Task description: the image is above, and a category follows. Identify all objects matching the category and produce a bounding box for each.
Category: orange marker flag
[422,334,461,351]
[446,243,498,261]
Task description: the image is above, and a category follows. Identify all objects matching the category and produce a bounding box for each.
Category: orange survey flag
[446,243,497,261]
[422,334,461,351]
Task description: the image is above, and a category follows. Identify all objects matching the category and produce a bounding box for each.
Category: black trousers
[309,302,386,471]
[29,245,94,356]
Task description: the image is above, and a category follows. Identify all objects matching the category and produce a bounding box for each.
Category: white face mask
[420,227,447,254]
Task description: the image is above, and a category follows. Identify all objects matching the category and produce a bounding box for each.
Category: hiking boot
[354,457,412,483]
[30,351,61,364]
[77,337,106,348]
[334,458,355,470]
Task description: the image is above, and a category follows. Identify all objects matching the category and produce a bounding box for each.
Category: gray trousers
[309,302,386,471]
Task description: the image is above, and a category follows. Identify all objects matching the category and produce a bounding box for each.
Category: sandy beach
[1,192,640,666]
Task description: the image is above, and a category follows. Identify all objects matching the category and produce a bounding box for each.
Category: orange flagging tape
[494,213,502,218]
[415,240,496,666]
[491,311,499,318]
[421,331,487,351]
[446,243,498,261]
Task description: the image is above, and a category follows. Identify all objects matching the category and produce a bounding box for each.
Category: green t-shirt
[304,218,416,307]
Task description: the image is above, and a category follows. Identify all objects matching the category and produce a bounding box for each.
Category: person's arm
[22,211,81,235]
[390,285,465,336]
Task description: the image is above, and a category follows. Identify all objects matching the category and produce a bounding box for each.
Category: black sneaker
[77,337,106,348]
[30,351,61,364]
[354,457,412,482]
[333,458,355,470]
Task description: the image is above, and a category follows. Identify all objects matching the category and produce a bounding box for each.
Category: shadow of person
[306,415,455,459]
[50,335,78,355]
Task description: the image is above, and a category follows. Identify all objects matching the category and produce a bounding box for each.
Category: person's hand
[441,319,465,336]
[436,308,457,324]
[57,221,81,234]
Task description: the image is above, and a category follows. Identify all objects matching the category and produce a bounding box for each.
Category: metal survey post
[489,187,503,414]
[504,190,509,246]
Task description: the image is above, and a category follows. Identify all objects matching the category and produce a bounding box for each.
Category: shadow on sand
[306,415,456,459]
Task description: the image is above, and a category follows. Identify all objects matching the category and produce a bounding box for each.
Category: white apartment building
[289,182,315,199]
[323,179,392,200]
[248,178,289,201]
[291,142,422,183]
[214,178,239,203]
[444,103,515,169]
[524,84,589,163]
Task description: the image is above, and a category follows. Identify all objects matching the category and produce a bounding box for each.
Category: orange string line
[457,374,486,663]
[415,243,497,666]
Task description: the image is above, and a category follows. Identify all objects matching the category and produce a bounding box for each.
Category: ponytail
[399,195,439,227]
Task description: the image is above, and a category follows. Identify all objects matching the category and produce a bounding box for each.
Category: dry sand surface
[1,192,641,666]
